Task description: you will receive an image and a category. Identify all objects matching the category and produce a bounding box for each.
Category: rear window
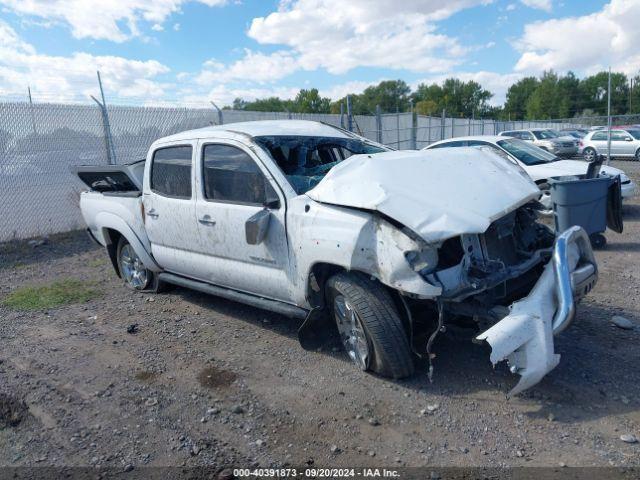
[151,146,192,199]
[591,131,607,141]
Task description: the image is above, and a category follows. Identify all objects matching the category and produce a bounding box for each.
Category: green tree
[525,71,560,119]
[331,80,412,114]
[412,78,492,117]
[291,88,331,113]
[504,77,539,119]
[578,71,629,116]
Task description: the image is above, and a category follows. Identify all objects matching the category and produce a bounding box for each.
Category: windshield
[532,130,558,140]
[254,135,388,194]
[627,130,640,140]
[496,138,558,166]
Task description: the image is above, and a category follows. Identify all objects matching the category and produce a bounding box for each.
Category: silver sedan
[580,129,640,161]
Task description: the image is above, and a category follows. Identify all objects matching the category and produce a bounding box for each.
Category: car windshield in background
[532,130,557,139]
[254,135,387,194]
[497,138,558,165]
[627,130,640,140]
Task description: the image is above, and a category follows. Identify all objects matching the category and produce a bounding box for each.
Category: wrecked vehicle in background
[75,120,598,396]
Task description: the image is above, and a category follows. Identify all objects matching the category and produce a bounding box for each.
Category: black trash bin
[548,173,623,249]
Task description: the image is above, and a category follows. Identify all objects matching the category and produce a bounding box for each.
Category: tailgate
[74,160,144,193]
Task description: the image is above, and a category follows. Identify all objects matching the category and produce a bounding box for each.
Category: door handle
[198,215,216,226]
[146,209,159,219]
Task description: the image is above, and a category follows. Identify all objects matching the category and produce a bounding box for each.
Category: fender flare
[96,212,162,272]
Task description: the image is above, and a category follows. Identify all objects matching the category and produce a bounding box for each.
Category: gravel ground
[1,160,639,473]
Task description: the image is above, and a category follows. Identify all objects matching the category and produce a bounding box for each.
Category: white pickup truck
[77,120,598,396]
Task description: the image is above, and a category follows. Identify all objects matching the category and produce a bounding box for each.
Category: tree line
[227,70,640,120]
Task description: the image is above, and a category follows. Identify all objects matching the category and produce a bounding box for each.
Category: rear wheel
[117,237,157,291]
[583,147,597,162]
[326,272,414,379]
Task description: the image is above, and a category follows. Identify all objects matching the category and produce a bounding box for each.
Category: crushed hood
[527,160,628,183]
[306,148,540,243]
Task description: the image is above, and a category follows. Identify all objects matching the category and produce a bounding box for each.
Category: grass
[88,258,107,268]
[1,279,98,310]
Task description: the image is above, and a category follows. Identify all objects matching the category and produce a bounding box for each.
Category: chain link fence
[0,99,608,242]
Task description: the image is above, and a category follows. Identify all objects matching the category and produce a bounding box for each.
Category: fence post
[375,105,382,143]
[339,103,345,129]
[210,101,223,125]
[346,95,353,132]
[27,86,37,134]
[93,71,116,165]
[410,101,417,150]
[441,109,446,140]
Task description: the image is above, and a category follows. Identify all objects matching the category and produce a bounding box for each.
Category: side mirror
[245,209,271,245]
[626,137,633,141]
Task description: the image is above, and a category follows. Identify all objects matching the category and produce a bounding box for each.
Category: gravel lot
[1,160,639,473]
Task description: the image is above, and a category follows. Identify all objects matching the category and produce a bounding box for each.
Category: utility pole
[606,67,612,165]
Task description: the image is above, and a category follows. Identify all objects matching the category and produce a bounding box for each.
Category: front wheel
[326,272,414,379]
[635,149,640,161]
[117,237,154,291]
[583,147,597,162]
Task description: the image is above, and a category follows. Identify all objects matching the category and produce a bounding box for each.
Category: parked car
[76,120,599,396]
[579,128,640,161]
[498,128,578,157]
[424,136,636,207]
[560,128,588,139]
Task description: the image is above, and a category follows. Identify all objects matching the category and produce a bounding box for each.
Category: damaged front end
[476,226,597,396]
[423,207,597,396]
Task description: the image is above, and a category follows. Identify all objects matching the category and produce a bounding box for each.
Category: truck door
[192,140,292,303]
[143,143,201,274]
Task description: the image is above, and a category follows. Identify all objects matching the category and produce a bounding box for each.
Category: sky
[0,0,638,107]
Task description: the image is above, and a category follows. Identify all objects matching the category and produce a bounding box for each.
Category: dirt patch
[134,371,159,382]
[0,393,28,428]
[197,366,237,389]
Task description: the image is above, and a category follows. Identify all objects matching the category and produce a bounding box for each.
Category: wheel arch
[306,263,412,335]
[95,212,161,273]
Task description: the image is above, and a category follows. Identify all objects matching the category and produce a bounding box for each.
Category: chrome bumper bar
[476,226,598,396]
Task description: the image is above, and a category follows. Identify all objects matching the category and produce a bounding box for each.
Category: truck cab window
[151,146,193,198]
[202,144,276,205]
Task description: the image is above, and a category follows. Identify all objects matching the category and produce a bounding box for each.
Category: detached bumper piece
[476,226,597,396]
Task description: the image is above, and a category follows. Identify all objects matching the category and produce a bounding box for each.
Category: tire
[116,236,162,292]
[326,272,414,379]
[583,147,597,162]
[635,149,640,161]
[590,233,607,250]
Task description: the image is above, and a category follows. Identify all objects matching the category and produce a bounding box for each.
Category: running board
[158,272,308,320]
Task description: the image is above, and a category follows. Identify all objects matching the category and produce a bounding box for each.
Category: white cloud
[520,0,552,11]
[195,50,302,84]
[0,0,226,42]
[248,0,491,75]
[0,20,170,100]
[181,84,301,106]
[514,0,640,75]
[151,23,164,32]
[319,80,382,100]
[506,3,517,11]
[413,71,524,105]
